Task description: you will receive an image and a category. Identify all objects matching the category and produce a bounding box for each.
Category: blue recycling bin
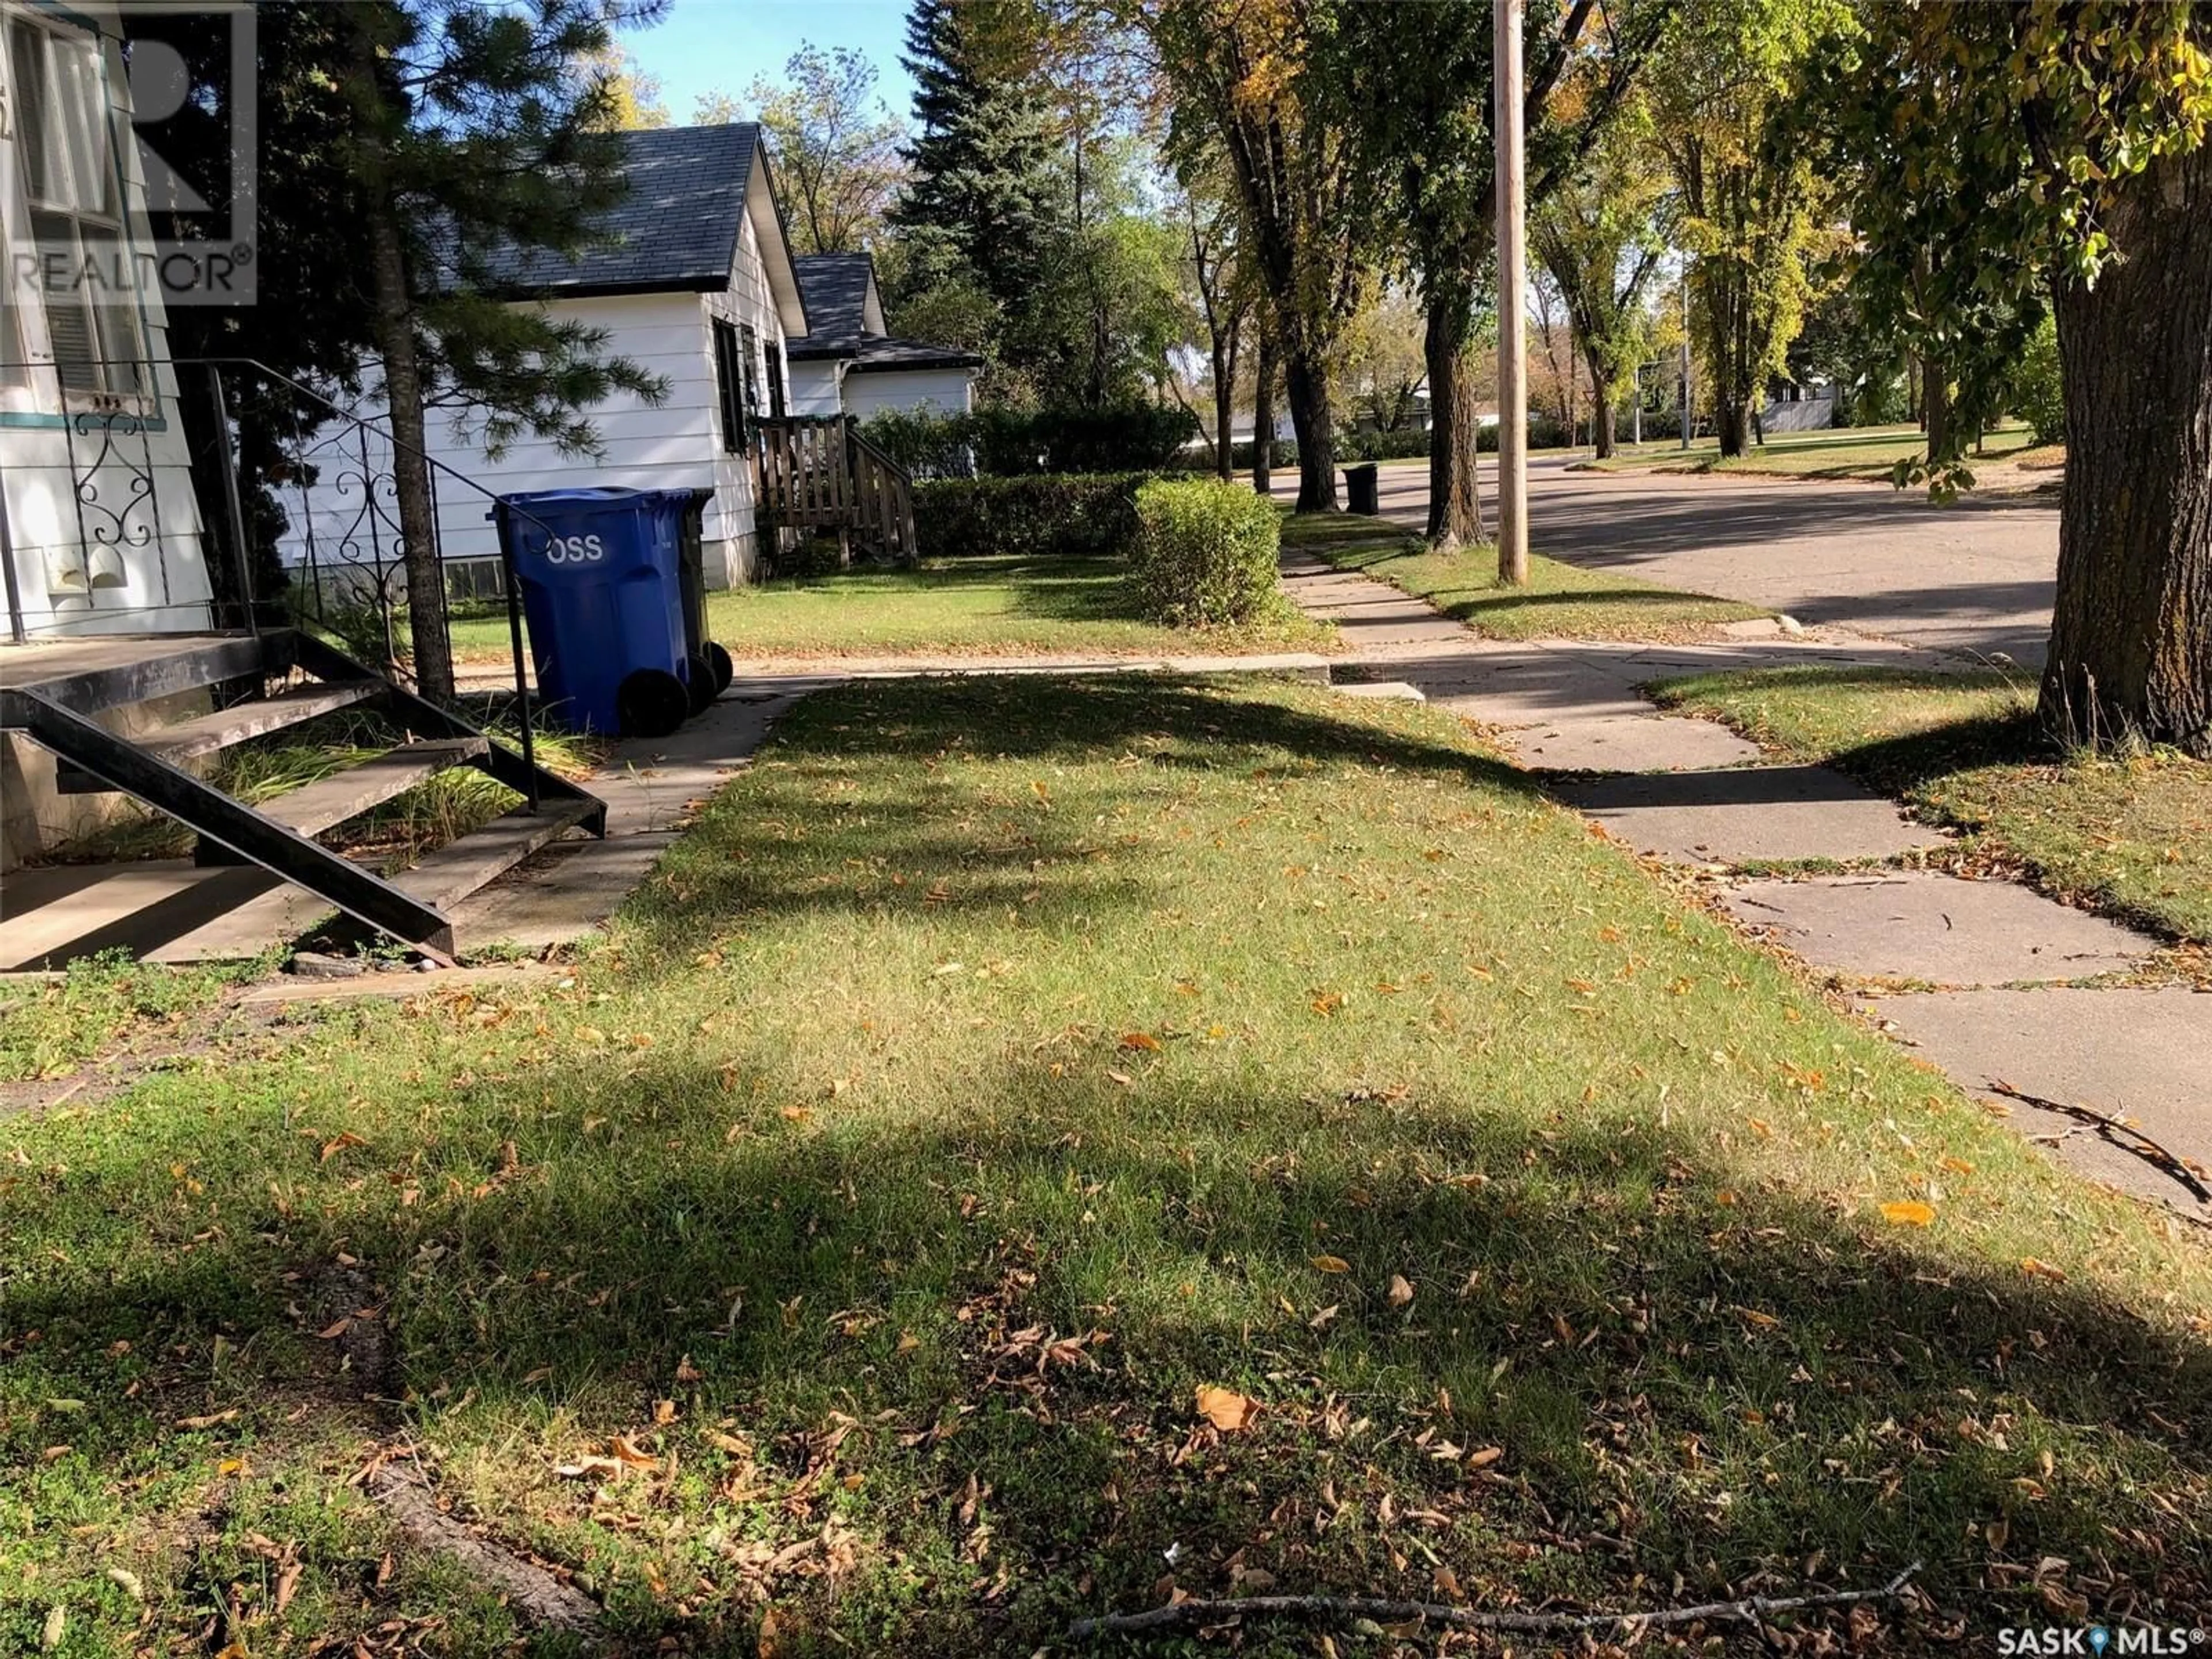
[493,487,696,737]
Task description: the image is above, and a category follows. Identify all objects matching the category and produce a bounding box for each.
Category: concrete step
[258,738,490,838]
[392,797,599,912]
[58,681,385,793]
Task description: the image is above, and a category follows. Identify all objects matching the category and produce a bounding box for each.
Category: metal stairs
[1,630,605,964]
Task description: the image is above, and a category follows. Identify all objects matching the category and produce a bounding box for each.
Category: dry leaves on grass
[1196,1386,1257,1431]
[1879,1200,1936,1227]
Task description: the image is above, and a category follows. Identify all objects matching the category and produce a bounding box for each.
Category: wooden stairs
[753,416,919,565]
[1,630,604,966]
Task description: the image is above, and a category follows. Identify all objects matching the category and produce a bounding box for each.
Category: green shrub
[912,474,1152,560]
[1128,479,1283,627]
[2010,313,2066,445]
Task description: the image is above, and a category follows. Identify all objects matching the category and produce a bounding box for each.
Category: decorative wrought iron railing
[0,354,569,806]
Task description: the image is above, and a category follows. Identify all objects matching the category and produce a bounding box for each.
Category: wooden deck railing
[847,425,920,562]
[753,416,917,565]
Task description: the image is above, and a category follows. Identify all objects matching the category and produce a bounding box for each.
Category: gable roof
[791,253,879,343]
[788,251,979,372]
[481,124,804,329]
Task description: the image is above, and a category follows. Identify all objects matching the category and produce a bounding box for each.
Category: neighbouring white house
[283,123,807,590]
[282,127,979,594]
[0,0,213,643]
[787,252,980,423]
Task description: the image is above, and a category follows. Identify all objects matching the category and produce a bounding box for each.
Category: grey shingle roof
[841,337,984,372]
[485,125,762,294]
[791,253,876,342]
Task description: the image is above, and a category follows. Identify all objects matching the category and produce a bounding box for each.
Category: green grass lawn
[1652,665,2212,942]
[1585,422,2050,482]
[449,555,1334,664]
[1288,512,1768,639]
[6,673,2210,1655]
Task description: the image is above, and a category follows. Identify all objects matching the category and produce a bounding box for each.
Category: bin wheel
[616,668,690,738]
[703,641,734,694]
[684,652,718,715]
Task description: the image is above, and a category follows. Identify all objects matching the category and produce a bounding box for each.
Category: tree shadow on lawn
[618,675,1539,959]
[13,1050,2212,1656]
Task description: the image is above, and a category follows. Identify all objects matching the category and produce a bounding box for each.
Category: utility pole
[1678,267,1692,451]
[1494,0,1528,584]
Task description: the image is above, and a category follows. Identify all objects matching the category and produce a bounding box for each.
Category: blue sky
[623,0,919,127]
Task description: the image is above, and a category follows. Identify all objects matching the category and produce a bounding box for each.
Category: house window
[738,323,762,429]
[6,13,145,399]
[767,338,786,419]
[712,316,745,452]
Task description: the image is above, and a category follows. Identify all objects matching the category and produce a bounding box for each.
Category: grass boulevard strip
[5,673,2209,1653]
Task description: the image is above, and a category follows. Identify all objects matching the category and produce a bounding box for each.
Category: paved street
[1278,453,2062,664]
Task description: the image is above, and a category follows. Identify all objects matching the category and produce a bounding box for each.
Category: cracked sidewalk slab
[1724,872,2161,987]
[1865,986,2212,1212]
[1554,764,1947,865]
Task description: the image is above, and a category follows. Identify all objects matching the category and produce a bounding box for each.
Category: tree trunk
[1211,316,1237,483]
[1251,331,1276,497]
[1424,300,1484,546]
[1283,342,1337,512]
[1585,345,1616,461]
[1715,397,1751,459]
[1923,358,1952,462]
[2040,142,2212,758]
[349,20,453,702]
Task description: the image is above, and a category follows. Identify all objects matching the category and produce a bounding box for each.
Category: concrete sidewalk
[1278,550,2210,1217]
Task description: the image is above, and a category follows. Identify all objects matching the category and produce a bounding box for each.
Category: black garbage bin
[1345,463,1380,517]
[671,487,733,714]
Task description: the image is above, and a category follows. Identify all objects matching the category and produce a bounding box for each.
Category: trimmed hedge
[912,474,1150,560]
[1129,479,1283,627]
[863,405,1200,478]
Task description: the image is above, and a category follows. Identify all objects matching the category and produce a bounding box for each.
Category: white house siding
[281,200,794,591]
[698,202,791,585]
[0,3,210,641]
[840,368,975,423]
[787,359,843,418]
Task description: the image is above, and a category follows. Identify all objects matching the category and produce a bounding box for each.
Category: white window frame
[0,5,149,414]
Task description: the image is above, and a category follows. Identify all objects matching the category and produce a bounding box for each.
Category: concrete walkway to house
[1278,547,2212,1217]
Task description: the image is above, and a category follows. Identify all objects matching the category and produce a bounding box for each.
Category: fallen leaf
[1118,1032,1161,1052]
[1310,1254,1351,1275]
[1195,1385,1257,1431]
[2021,1257,2068,1282]
[1878,1200,1936,1227]
[1465,1446,1504,1471]
[1387,1274,1415,1308]
[104,1567,143,1601]
[319,1131,367,1162]
[758,1607,783,1659]
[610,1434,660,1467]
[173,1410,240,1431]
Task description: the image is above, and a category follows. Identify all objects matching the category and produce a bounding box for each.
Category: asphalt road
[1276,453,2062,664]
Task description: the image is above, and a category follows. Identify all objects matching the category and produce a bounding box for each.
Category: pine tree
[888,0,1060,384]
[339,0,668,701]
